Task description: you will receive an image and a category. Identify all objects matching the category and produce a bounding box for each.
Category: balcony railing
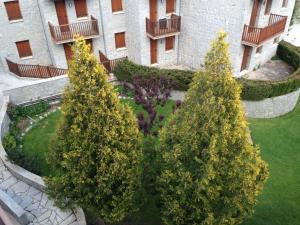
[99,51,127,74]
[48,16,99,44]
[6,59,68,78]
[146,14,181,39]
[242,14,287,46]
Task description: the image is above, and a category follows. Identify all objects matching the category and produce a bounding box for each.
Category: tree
[46,37,142,224]
[157,32,269,225]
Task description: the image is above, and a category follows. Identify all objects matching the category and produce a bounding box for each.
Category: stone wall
[0,0,52,72]
[3,75,69,105]
[243,89,300,118]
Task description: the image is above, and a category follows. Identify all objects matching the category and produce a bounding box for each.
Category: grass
[22,110,61,176]
[242,101,300,225]
[21,98,300,225]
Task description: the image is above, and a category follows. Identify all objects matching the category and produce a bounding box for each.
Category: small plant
[130,75,176,136]
[7,101,49,121]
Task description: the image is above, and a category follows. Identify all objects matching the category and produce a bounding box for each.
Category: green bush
[3,133,17,151]
[7,101,49,121]
[114,42,300,100]
[239,41,300,100]
[277,41,300,69]
[114,59,194,91]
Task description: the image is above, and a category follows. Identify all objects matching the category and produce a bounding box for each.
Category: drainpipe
[99,0,108,56]
[37,0,55,66]
[176,0,181,65]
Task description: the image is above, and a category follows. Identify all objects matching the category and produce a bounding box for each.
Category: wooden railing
[146,14,181,38]
[99,51,127,74]
[48,16,99,43]
[6,59,68,78]
[242,14,287,46]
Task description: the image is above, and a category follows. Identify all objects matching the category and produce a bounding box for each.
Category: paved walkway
[0,72,82,225]
[242,60,295,81]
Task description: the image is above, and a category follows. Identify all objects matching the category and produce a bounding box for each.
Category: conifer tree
[46,37,142,223]
[158,32,268,225]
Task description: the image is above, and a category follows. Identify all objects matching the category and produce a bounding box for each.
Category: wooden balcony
[242,14,287,46]
[48,16,99,44]
[6,58,67,78]
[146,14,181,39]
[99,51,127,74]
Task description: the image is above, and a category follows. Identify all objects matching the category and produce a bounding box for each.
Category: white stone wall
[0,0,52,72]
[243,89,300,118]
[178,0,249,75]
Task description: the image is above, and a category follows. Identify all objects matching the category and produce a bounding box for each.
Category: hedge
[114,59,194,91]
[239,41,300,100]
[114,41,300,100]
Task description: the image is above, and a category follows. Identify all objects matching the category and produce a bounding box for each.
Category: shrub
[158,32,268,225]
[7,101,49,121]
[3,133,17,151]
[277,41,300,69]
[114,42,300,101]
[114,59,194,91]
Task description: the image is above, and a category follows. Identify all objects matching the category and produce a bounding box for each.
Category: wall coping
[0,95,86,225]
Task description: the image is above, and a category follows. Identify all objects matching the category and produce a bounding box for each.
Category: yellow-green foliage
[158,32,269,225]
[45,37,142,223]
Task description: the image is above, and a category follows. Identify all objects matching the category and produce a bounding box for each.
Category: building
[0,0,296,77]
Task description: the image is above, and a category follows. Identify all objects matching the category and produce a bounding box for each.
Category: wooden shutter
[166,0,175,14]
[74,0,88,18]
[4,1,22,21]
[111,0,123,12]
[115,32,126,49]
[265,0,273,15]
[16,40,32,58]
[165,36,174,51]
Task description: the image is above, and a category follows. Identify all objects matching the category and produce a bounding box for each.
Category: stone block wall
[0,0,52,72]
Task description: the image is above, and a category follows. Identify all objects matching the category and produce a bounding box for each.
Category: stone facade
[0,0,296,76]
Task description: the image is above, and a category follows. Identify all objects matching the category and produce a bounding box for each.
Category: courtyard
[17,97,300,225]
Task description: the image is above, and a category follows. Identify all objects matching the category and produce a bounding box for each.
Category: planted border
[114,41,300,101]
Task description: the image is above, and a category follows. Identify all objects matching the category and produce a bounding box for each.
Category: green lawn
[243,102,300,225]
[22,99,300,225]
[23,110,62,176]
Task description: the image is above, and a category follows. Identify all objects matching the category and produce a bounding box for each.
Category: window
[74,0,88,18]
[282,0,288,7]
[165,36,175,51]
[15,40,32,58]
[4,0,22,21]
[256,46,263,54]
[115,32,126,49]
[265,0,273,15]
[166,0,175,14]
[273,37,280,44]
[111,0,123,13]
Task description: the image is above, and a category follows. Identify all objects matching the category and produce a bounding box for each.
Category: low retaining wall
[3,75,69,105]
[243,89,300,118]
[0,96,86,225]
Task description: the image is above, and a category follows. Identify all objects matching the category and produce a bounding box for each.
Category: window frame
[165,36,175,51]
[264,0,273,15]
[4,0,23,22]
[15,40,33,59]
[111,0,123,13]
[114,32,126,49]
[282,0,288,8]
[166,0,176,14]
[256,46,263,54]
[74,0,88,18]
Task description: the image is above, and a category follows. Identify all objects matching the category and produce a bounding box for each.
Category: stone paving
[0,159,78,225]
[242,60,295,81]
